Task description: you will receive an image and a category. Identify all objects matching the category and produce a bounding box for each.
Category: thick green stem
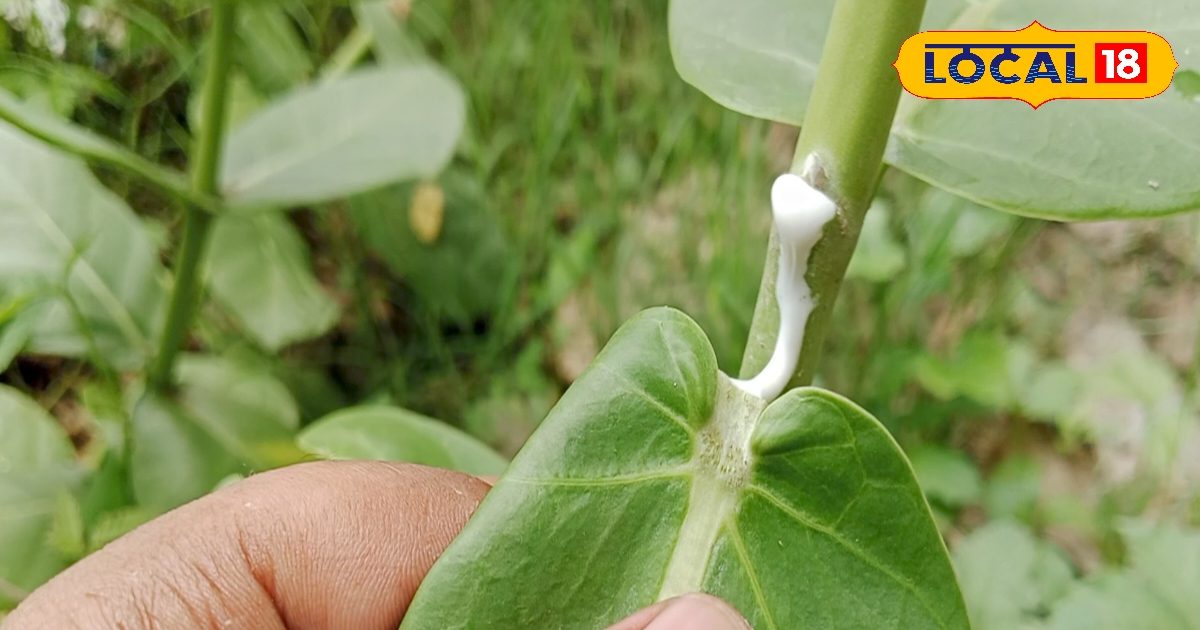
[739,0,926,386]
[148,0,235,391]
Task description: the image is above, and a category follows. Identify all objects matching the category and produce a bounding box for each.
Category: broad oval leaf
[220,64,465,206]
[669,0,1200,220]
[131,355,303,512]
[0,386,79,606]
[0,121,165,370]
[205,214,339,351]
[298,406,508,476]
[668,0,832,125]
[402,308,967,629]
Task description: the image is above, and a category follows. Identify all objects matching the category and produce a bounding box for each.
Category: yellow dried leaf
[409,181,445,244]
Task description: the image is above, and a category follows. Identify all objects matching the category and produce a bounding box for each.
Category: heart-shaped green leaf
[402,308,967,629]
[669,0,1200,220]
[220,64,464,207]
[298,406,508,476]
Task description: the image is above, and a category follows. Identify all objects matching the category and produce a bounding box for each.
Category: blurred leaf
[983,455,1041,521]
[188,72,264,131]
[206,214,339,351]
[913,332,1015,409]
[349,171,513,323]
[947,203,1017,258]
[670,0,1200,220]
[1021,362,1081,422]
[668,0,832,125]
[465,341,558,457]
[356,1,423,64]
[955,520,1074,630]
[235,4,313,94]
[79,451,133,531]
[221,64,465,206]
[47,492,85,562]
[909,445,982,508]
[0,385,79,605]
[1059,321,1192,481]
[299,406,509,476]
[0,120,165,370]
[0,290,42,372]
[1046,521,1200,629]
[130,355,303,512]
[86,506,154,553]
[846,201,905,282]
[166,0,357,8]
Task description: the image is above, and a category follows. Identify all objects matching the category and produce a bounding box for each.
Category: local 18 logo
[893,22,1178,108]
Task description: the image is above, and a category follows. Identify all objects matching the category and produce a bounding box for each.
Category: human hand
[3,461,749,629]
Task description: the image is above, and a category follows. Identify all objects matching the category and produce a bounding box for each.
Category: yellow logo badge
[893,22,1178,108]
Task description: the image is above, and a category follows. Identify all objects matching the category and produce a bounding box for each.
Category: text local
[925,44,1088,84]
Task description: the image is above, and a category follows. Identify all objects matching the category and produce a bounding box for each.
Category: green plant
[0,0,492,606]
[398,0,1200,627]
[3,0,1199,628]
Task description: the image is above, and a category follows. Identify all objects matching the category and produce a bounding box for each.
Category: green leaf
[668,0,833,125]
[0,120,166,370]
[669,0,1200,220]
[220,64,465,206]
[0,386,79,606]
[846,200,905,282]
[667,0,960,125]
[0,89,211,212]
[402,308,967,629]
[982,455,1041,521]
[908,446,982,508]
[130,355,303,512]
[86,506,155,553]
[1046,521,1200,629]
[235,4,313,94]
[47,492,86,562]
[355,1,423,64]
[0,290,42,372]
[913,332,1016,409]
[205,214,339,351]
[349,171,514,323]
[298,406,508,476]
[955,520,1074,630]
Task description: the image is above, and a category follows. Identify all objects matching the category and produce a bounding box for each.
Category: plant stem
[739,0,926,387]
[0,92,222,214]
[148,0,235,391]
[321,25,373,81]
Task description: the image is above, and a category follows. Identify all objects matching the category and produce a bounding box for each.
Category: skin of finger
[607,594,752,630]
[3,461,491,630]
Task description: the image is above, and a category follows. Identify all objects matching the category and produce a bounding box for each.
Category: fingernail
[644,594,752,630]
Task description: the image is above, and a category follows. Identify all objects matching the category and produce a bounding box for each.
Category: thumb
[607,593,752,630]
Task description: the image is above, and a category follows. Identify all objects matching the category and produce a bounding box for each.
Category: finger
[607,594,752,630]
[5,461,491,630]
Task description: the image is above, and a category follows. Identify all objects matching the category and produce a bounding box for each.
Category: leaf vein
[748,486,947,629]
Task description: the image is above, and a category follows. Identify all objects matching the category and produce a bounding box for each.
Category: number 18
[1095,43,1148,83]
